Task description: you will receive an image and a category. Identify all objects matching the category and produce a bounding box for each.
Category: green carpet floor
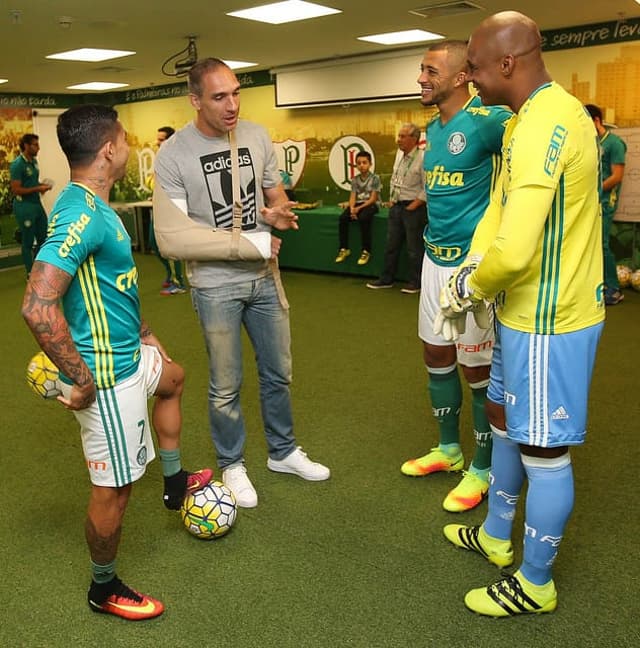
[1,253,639,647]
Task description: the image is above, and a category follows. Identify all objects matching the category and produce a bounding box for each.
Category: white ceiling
[1,0,639,94]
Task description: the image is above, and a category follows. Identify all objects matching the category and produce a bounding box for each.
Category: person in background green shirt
[586,104,627,306]
[9,133,52,277]
[150,126,187,295]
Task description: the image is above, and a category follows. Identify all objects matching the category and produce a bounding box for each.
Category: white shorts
[418,254,494,367]
[62,344,163,487]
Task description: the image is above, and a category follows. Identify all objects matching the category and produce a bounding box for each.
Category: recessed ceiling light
[47,48,135,62]
[224,60,259,70]
[0,79,8,84]
[227,1,340,25]
[358,29,444,45]
[66,82,129,91]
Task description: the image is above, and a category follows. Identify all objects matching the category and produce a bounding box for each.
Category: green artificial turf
[1,254,639,647]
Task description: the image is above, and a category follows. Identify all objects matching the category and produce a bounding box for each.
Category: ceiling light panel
[227,1,341,25]
[409,1,483,19]
[66,82,129,90]
[358,29,444,45]
[47,48,136,62]
[223,60,259,70]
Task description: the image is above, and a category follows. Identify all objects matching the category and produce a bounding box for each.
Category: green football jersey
[424,95,511,267]
[9,154,42,204]
[598,130,626,213]
[36,183,142,388]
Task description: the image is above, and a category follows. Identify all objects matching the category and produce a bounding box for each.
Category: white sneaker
[267,447,330,481]
[222,465,258,508]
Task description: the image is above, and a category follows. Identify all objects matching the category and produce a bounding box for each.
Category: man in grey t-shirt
[154,58,330,508]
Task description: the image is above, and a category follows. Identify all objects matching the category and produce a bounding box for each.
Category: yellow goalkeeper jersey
[469,82,605,334]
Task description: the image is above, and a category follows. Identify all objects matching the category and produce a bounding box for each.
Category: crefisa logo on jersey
[328,136,375,191]
[447,132,466,155]
[273,139,307,188]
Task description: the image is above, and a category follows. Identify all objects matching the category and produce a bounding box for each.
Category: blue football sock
[483,427,526,541]
[520,453,574,585]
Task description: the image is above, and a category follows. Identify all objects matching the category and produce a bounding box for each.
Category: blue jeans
[191,274,296,468]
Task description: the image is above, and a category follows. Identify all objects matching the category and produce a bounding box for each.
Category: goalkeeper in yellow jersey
[438,11,605,617]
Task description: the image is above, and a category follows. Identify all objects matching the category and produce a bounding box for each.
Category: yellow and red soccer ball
[181,481,237,540]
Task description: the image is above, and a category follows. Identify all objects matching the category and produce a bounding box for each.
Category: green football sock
[91,559,116,584]
[438,442,463,458]
[428,366,462,447]
[469,464,490,483]
[159,448,182,477]
[470,385,492,471]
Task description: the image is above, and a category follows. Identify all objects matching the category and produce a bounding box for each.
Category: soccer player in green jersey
[439,11,604,617]
[401,40,511,513]
[22,105,212,621]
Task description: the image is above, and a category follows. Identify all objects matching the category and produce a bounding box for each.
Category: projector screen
[273,48,426,108]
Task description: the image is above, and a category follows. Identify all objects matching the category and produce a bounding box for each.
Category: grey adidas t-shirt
[155,120,280,288]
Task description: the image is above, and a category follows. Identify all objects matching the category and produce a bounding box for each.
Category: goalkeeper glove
[434,257,491,341]
[433,310,467,341]
[440,258,480,315]
[433,301,490,342]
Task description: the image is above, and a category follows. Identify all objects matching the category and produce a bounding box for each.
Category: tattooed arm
[22,260,97,410]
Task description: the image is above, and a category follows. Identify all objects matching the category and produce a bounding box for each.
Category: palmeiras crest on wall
[328,136,375,191]
[273,139,307,188]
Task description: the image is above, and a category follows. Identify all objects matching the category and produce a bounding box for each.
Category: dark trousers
[14,201,47,275]
[602,205,618,291]
[338,203,378,252]
[379,202,427,286]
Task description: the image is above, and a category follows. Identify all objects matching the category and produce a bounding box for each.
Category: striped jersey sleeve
[36,183,142,386]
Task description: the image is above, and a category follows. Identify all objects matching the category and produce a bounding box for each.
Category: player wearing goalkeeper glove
[440,11,604,617]
[400,40,511,514]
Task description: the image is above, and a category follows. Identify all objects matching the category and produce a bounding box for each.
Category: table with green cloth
[276,205,409,280]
